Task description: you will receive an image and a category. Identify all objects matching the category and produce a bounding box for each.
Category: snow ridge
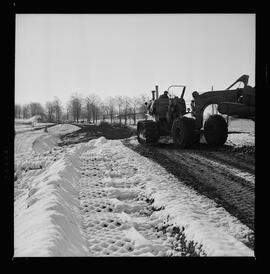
[14,143,91,257]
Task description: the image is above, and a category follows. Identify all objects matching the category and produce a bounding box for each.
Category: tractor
[137,75,255,148]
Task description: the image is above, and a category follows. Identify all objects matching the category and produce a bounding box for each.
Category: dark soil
[59,122,137,146]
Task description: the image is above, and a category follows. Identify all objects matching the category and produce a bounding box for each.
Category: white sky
[15,14,255,107]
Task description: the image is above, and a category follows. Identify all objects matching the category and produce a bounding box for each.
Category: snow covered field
[14,130,254,256]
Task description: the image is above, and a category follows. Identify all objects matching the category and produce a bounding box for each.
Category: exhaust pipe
[155,85,159,99]
[151,90,155,100]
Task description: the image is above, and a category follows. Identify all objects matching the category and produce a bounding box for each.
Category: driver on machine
[159,90,169,99]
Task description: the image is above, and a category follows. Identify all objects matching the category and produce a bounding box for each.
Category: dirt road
[123,140,255,248]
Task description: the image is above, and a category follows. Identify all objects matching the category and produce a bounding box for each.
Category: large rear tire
[137,120,159,145]
[204,114,228,146]
[171,117,195,149]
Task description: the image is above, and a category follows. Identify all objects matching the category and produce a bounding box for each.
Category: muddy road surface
[123,140,255,245]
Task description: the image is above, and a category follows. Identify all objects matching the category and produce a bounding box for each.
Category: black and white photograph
[13,13,255,257]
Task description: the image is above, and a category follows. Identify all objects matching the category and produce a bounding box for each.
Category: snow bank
[14,143,91,257]
[32,134,60,154]
[47,124,80,136]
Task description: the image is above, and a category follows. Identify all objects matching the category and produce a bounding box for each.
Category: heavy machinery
[137,75,255,148]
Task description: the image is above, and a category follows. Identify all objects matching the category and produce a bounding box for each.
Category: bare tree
[127,105,133,124]
[80,107,87,123]
[93,95,101,124]
[45,101,55,122]
[52,97,62,122]
[94,104,100,124]
[130,97,141,125]
[99,103,109,122]
[29,102,44,117]
[84,94,101,124]
[122,96,131,125]
[105,97,115,124]
[84,96,92,123]
[69,93,83,123]
[65,102,72,121]
[22,104,30,119]
[115,96,124,123]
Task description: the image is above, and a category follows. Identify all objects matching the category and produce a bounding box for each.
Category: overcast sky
[15,14,255,107]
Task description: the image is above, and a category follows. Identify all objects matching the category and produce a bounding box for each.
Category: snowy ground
[226,133,255,147]
[14,132,254,256]
[15,123,81,154]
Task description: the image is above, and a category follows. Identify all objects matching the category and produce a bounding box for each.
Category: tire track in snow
[78,139,204,256]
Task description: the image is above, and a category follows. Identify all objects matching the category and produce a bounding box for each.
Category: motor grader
[137,75,255,148]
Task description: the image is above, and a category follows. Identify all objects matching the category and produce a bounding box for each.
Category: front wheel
[137,120,159,145]
[171,117,195,149]
[204,114,228,146]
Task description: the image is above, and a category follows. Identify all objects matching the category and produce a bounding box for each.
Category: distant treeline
[15,93,240,126]
[15,93,149,125]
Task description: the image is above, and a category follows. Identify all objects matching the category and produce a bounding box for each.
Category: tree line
[15,93,149,125]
